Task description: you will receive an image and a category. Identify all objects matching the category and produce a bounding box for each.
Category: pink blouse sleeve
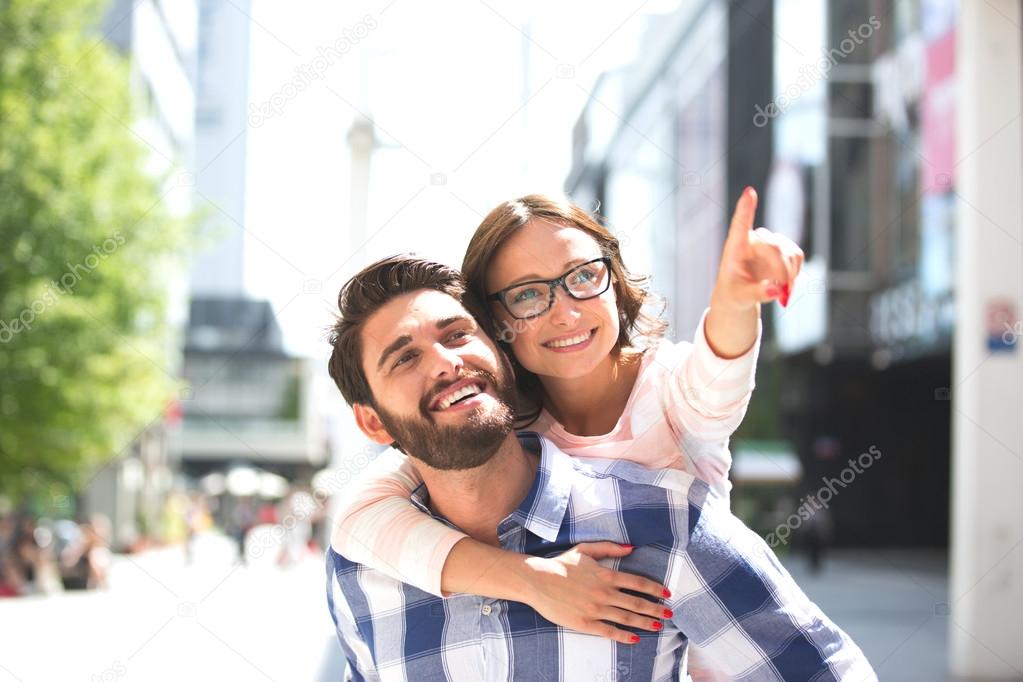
[329,447,468,597]
[659,307,762,497]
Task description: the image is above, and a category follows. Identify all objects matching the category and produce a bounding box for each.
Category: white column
[950,0,1023,676]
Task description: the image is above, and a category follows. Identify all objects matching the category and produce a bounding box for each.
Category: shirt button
[481,604,493,616]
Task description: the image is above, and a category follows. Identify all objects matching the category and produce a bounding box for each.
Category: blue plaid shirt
[326,433,875,681]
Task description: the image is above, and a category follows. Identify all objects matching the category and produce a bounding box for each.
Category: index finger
[727,186,759,242]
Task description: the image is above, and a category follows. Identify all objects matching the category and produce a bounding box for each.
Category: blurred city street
[0,533,344,681]
[2,0,1022,678]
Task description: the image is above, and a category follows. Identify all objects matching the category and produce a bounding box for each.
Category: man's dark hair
[327,255,470,407]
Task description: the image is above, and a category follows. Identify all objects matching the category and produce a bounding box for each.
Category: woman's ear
[353,403,395,445]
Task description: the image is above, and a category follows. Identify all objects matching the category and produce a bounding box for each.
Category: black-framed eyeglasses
[486,257,612,320]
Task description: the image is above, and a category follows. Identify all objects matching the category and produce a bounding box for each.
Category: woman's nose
[548,287,582,325]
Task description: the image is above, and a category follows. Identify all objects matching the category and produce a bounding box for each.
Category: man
[325,255,875,681]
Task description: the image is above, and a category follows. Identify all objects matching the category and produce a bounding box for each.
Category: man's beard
[375,362,517,471]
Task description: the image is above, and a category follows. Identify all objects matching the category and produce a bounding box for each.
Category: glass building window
[828,135,871,271]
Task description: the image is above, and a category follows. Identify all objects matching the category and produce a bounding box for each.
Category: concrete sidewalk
[781,548,954,681]
[0,532,345,681]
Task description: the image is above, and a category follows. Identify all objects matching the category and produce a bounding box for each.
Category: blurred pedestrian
[184,492,210,564]
[803,506,834,574]
[229,496,256,565]
[276,491,313,567]
[0,513,24,597]
[60,515,111,590]
[12,516,42,594]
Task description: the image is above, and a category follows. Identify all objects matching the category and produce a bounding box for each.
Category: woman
[330,188,802,673]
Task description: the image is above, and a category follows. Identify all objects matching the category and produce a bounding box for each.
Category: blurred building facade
[570,0,1023,674]
[172,297,328,484]
[568,0,956,548]
[190,0,252,296]
[567,1,774,340]
[86,0,199,550]
[769,0,956,550]
[174,0,331,499]
[88,0,283,550]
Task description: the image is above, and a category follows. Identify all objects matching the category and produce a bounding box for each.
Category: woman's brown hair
[461,194,667,426]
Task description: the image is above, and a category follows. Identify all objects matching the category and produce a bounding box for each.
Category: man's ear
[353,403,395,446]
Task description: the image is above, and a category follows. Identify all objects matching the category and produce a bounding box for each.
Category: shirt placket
[473,522,524,681]
[477,596,510,681]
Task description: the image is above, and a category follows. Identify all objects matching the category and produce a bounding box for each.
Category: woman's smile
[542,328,597,352]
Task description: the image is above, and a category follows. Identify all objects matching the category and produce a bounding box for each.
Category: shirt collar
[503,432,572,542]
[408,432,574,542]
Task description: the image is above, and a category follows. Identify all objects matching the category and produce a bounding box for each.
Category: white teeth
[437,383,482,410]
[545,330,593,348]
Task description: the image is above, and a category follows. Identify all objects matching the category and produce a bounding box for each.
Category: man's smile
[428,377,488,412]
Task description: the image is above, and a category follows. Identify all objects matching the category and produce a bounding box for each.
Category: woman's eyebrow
[506,256,599,287]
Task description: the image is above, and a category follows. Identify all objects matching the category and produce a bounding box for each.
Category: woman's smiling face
[485,220,621,380]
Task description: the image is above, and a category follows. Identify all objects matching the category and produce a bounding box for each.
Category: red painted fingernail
[652,620,663,630]
[781,284,791,307]
[621,544,633,550]
[662,589,672,598]
[663,608,673,618]
[630,634,640,643]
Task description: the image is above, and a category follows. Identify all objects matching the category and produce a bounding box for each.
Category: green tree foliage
[0,0,194,500]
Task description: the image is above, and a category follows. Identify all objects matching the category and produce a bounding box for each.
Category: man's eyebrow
[376,316,473,370]
[377,334,412,370]
[506,257,596,287]
[436,314,474,330]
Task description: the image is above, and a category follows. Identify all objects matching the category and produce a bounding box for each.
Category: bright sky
[242,0,682,358]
